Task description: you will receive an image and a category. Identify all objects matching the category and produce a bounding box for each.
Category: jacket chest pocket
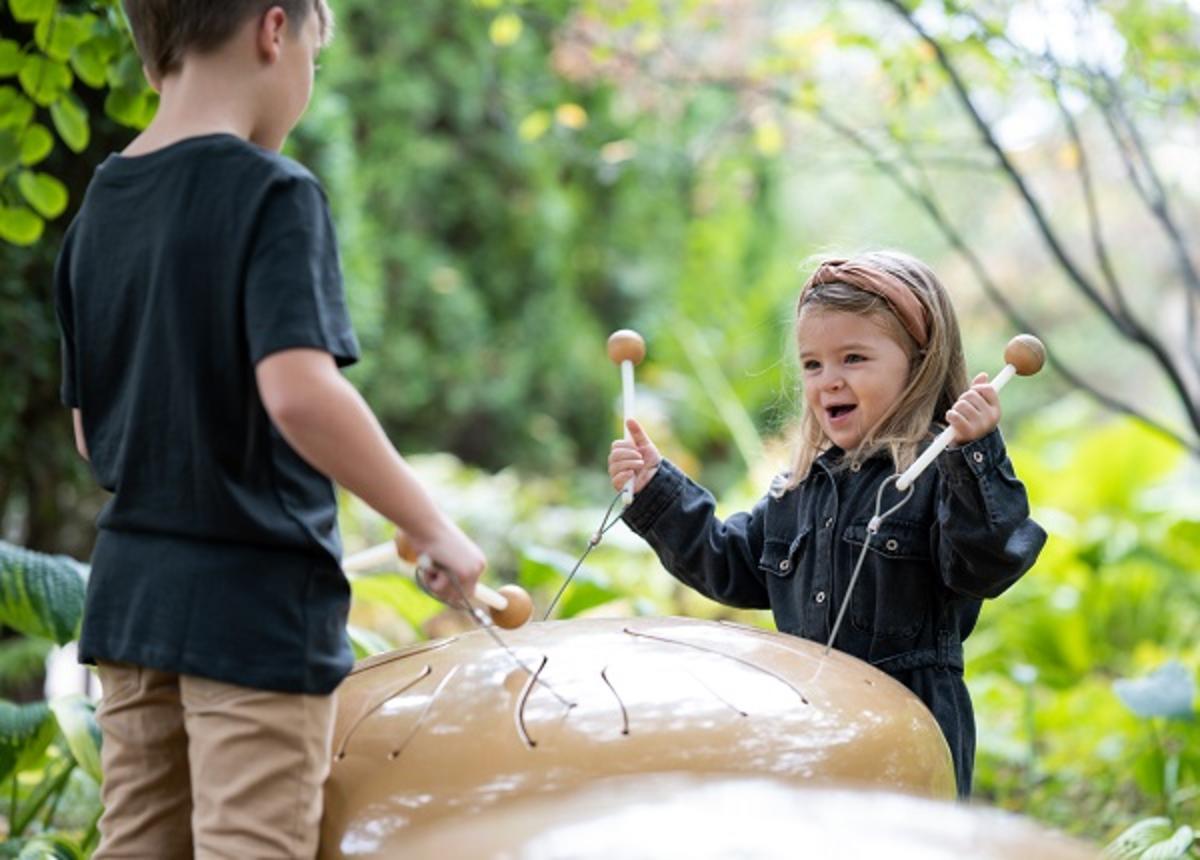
[758,524,810,579]
[841,518,932,639]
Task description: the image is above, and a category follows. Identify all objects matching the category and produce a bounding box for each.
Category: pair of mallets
[341,331,1043,629]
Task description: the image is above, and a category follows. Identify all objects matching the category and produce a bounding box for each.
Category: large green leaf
[16,169,68,218]
[0,85,35,130]
[0,39,23,77]
[8,0,55,25]
[0,637,52,690]
[18,123,52,166]
[17,55,72,107]
[0,204,43,246]
[34,13,96,63]
[0,541,87,645]
[70,40,108,89]
[48,695,102,783]
[0,700,56,784]
[1113,661,1195,720]
[48,91,88,152]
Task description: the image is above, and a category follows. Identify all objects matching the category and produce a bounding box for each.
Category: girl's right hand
[608,418,662,494]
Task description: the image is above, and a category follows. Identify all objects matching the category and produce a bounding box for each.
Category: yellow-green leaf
[17,169,68,218]
[104,84,154,129]
[0,701,56,784]
[18,122,52,165]
[70,40,108,88]
[18,55,72,106]
[35,12,96,62]
[0,84,35,130]
[518,109,551,142]
[0,204,43,245]
[9,0,55,25]
[50,91,88,152]
[49,695,103,783]
[0,39,23,77]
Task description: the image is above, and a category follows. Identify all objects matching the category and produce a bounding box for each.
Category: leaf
[70,40,108,89]
[49,91,88,152]
[104,85,154,129]
[48,695,102,782]
[0,541,87,644]
[0,204,44,246]
[17,55,72,107]
[14,834,86,860]
[1140,826,1195,860]
[34,13,96,63]
[18,123,52,165]
[1103,817,1174,859]
[489,12,523,46]
[0,637,52,689]
[0,127,19,175]
[0,39,23,77]
[0,85,36,130]
[0,700,56,784]
[1113,661,1195,720]
[16,170,68,218]
[350,574,443,632]
[9,0,55,25]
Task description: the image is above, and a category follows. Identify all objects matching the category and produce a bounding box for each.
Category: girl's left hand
[946,372,1001,444]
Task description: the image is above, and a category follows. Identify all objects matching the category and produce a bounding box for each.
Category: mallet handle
[894,363,1017,492]
[342,540,509,612]
[621,359,635,505]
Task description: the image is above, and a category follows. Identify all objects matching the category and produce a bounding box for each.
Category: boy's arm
[72,410,89,461]
[255,347,484,598]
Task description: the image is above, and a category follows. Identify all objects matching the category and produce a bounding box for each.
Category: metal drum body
[320,616,957,859]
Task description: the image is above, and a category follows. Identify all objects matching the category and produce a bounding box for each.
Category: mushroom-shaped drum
[320,617,956,857]
[396,776,1099,860]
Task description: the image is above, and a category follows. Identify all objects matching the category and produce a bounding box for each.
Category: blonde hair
[783,250,967,489]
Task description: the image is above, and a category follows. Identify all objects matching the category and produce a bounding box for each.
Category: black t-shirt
[54,134,360,694]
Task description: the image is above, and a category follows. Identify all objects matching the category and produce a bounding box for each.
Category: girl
[608,250,1046,797]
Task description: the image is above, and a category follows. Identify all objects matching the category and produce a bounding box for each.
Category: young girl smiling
[609,250,1047,797]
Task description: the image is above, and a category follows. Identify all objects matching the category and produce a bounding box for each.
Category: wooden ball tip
[490,584,534,629]
[1004,334,1045,376]
[607,329,646,365]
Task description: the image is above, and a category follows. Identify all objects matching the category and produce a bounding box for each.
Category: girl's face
[797,308,912,452]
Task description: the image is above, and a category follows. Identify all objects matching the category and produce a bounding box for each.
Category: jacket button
[885,539,899,551]
[779,559,790,572]
[814,591,826,603]
[850,462,861,472]
[823,517,834,528]
[973,451,985,463]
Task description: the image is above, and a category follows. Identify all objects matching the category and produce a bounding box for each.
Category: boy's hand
[608,418,662,494]
[415,521,487,605]
[946,372,1001,444]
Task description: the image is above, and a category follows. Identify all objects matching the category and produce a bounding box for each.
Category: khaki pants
[93,663,336,860]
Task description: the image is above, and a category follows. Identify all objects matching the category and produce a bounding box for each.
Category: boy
[54,2,485,856]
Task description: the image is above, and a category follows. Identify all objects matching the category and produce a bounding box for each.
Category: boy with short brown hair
[54,2,483,856]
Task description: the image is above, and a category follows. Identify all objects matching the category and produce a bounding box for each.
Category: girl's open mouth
[827,404,857,423]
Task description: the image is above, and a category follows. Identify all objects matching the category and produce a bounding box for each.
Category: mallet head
[607,330,646,366]
[1004,335,1046,376]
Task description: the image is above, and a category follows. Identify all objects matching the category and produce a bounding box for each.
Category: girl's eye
[845,354,866,364]
[802,360,820,371]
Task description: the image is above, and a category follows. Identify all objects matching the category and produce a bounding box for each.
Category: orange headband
[801,260,930,348]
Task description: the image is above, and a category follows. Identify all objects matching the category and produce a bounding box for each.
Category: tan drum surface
[397,775,1101,860]
[320,616,957,858]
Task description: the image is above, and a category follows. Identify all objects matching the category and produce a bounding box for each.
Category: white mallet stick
[607,330,647,506]
[895,335,1045,492]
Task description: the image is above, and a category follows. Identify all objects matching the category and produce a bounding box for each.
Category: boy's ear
[256,6,288,63]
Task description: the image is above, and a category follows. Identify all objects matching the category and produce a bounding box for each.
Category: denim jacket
[621,428,1047,796]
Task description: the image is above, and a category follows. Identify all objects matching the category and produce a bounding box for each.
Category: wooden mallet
[607,329,647,505]
[342,533,534,629]
[894,335,1045,492]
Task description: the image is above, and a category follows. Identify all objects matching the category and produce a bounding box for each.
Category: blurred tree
[564,0,1200,457]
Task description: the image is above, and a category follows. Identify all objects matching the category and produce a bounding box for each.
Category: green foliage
[0,542,86,646]
[0,0,153,246]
